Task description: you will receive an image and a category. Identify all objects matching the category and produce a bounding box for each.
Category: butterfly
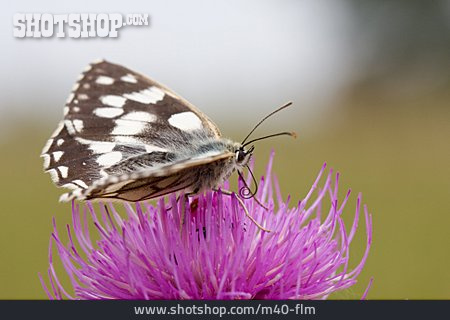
[41,60,294,215]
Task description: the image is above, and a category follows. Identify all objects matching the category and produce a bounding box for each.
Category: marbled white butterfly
[41,60,294,208]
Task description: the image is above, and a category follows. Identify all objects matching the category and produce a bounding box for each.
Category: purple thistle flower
[40,153,372,300]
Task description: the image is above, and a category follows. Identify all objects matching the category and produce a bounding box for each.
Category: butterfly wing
[41,60,223,197]
[61,152,234,202]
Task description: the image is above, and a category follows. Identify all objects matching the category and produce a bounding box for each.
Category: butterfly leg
[165,191,196,211]
[179,189,200,231]
[214,189,272,233]
[253,196,269,211]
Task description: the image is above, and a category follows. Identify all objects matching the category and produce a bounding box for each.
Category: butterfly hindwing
[61,152,234,202]
[41,60,225,198]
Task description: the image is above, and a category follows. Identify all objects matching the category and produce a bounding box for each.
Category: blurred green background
[1,1,449,299]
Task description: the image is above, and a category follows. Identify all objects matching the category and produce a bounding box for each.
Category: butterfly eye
[236,149,246,163]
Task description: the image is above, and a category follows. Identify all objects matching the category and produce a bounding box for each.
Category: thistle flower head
[41,153,372,299]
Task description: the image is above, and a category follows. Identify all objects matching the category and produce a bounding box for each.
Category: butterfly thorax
[182,138,250,192]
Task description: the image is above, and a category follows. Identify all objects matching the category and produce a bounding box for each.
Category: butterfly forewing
[41,60,227,199]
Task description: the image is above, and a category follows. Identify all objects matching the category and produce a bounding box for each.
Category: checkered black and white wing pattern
[41,60,223,200]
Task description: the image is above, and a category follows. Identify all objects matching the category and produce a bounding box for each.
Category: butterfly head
[235,144,254,168]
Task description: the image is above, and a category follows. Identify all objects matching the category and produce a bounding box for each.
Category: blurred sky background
[0,0,449,299]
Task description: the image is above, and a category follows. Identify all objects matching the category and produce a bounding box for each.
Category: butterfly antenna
[241,101,293,145]
[242,131,297,148]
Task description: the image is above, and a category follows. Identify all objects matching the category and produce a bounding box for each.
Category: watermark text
[13,13,149,38]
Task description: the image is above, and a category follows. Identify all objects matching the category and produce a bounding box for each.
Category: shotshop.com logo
[13,13,149,38]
